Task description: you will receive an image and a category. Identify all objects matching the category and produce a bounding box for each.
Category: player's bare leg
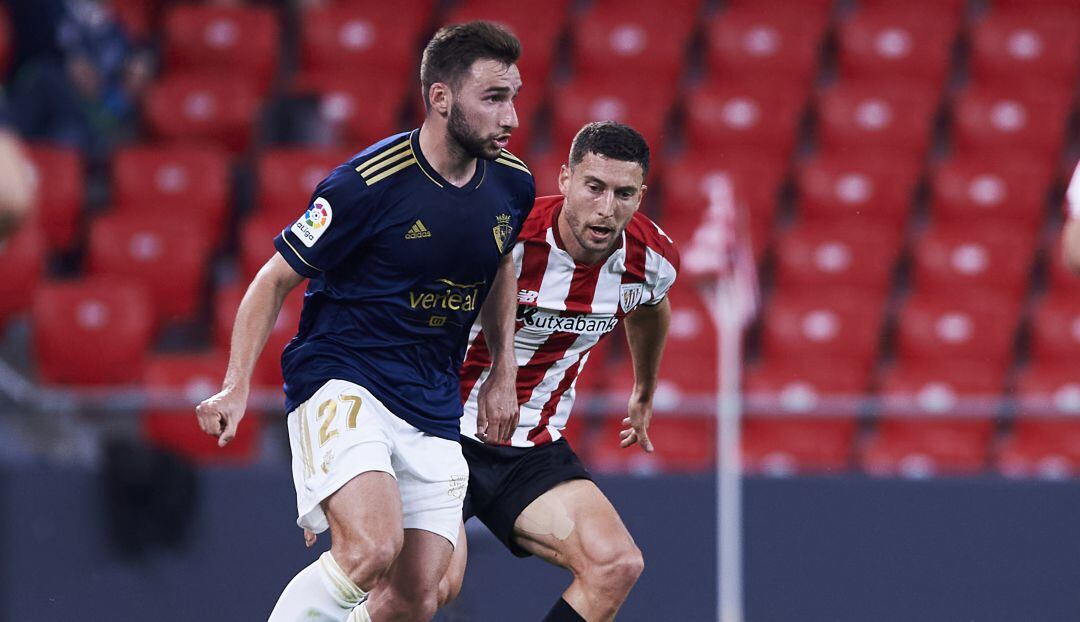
[438,522,468,607]
[514,480,643,622]
[269,472,403,621]
[361,528,455,621]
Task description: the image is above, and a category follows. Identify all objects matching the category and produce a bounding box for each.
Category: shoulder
[345,131,417,189]
[626,212,680,271]
[488,149,535,191]
[518,195,563,241]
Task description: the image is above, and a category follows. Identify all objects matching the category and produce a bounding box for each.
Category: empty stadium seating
[143,75,262,153]
[298,2,432,82]
[1028,292,1080,366]
[951,85,1072,166]
[22,143,84,251]
[293,70,410,147]
[162,4,280,93]
[837,7,957,88]
[796,153,920,226]
[213,285,304,390]
[910,223,1036,300]
[684,78,806,159]
[816,80,939,159]
[255,148,353,221]
[705,5,827,89]
[0,226,45,327]
[551,77,675,156]
[929,155,1052,234]
[760,291,885,372]
[32,277,154,385]
[969,9,1080,99]
[894,292,1020,374]
[773,221,901,297]
[571,2,696,87]
[999,362,1080,478]
[112,144,230,227]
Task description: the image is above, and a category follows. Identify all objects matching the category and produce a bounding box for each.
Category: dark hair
[568,121,651,178]
[420,21,522,111]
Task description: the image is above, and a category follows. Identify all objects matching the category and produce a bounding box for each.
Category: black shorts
[461,437,593,557]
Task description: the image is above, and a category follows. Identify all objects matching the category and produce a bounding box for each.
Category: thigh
[512,479,636,574]
[323,470,403,551]
[390,416,470,548]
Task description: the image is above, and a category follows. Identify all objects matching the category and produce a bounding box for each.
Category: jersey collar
[410,129,487,194]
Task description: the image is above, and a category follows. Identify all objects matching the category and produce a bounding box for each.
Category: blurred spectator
[0,89,34,241]
[8,0,151,159]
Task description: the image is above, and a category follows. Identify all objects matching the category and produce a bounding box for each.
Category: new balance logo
[405,220,432,240]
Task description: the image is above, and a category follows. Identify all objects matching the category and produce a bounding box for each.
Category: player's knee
[581,540,644,595]
[335,533,403,587]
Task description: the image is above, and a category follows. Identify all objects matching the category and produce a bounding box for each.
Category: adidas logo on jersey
[405,220,432,240]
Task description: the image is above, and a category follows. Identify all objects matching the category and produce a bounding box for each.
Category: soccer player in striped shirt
[441,122,680,621]
[195,22,534,622]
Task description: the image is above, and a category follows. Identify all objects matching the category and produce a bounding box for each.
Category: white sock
[347,601,372,622]
[268,552,368,621]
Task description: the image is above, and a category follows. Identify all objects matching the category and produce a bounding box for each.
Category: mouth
[493,135,510,150]
[586,225,614,243]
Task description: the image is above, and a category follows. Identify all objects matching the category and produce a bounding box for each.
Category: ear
[558,164,571,197]
[428,82,452,117]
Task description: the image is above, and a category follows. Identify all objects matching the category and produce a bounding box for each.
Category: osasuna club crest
[492,213,513,254]
[620,283,644,313]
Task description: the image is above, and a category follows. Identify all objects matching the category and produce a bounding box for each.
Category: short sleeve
[274,166,377,278]
[643,227,680,307]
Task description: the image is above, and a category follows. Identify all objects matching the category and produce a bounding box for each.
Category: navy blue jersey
[274,129,535,440]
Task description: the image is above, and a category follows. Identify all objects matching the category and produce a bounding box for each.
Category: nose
[502,101,519,130]
[596,191,616,217]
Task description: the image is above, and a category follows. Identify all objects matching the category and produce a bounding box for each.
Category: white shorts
[286,379,468,548]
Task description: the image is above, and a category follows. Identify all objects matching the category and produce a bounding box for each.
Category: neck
[557,209,609,265]
[418,121,477,187]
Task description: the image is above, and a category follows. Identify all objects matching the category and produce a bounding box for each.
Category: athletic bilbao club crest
[492,213,513,254]
[620,283,644,313]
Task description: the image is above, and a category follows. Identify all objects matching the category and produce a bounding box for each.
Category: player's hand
[620,392,655,453]
[303,529,317,548]
[195,386,248,448]
[476,367,519,444]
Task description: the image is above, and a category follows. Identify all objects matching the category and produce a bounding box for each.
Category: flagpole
[716,275,744,622]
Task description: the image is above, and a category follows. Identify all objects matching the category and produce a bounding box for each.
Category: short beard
[447,103,499,160]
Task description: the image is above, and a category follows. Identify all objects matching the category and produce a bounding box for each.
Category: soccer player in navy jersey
[439,123,679,622]
[195,22,535,622]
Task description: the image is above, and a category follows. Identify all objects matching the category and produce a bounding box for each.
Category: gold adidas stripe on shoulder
[495,157,531,176]
[499,149,527,167]
[354,137,411,174]
[366,158,417,185]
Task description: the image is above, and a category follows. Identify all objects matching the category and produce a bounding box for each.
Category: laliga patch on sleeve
[292,197,333,247]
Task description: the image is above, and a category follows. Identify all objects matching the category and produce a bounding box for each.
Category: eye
[619,191,634,200]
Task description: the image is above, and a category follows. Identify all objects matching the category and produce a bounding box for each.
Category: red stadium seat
[551,77,675,156]
[863,361,1003,476]
[22,143,83,251]
[761,291,886,372]
[163,4,280,94]
[1029,292,1080,365]
[999,362,1080,477]
[969,10,1080,97]
[683,79,806,159]
[0,7,10,76]
[443,0,568,88]
[87,213,211,323]
[910,223,1036,300]
[795,153,920,226]
[239,213,293,280]
[571,2,695,86]
[837,7,957,88]
[951,86,1071,166]
[143,75,262,153]
[112,144,230,227]
[142,352,260,463]
[299,2,432,81]
[816,80,939,159]
[894,292,1019,373]
[255,148,352,221]
[32,277,154,385]
[742,360,867,474]
[294,70,410,147]
[992,0,1080,18]
[929,155,1052,233]
[705,6,827,88]
[662,149,785,243]
[858,0,967,22]
[0,226,45,326]
[214,285,304,390]
[773,221,901,298]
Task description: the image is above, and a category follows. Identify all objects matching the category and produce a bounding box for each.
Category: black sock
[542,597,587,622]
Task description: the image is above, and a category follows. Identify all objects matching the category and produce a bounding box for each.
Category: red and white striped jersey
[459,195,680,447]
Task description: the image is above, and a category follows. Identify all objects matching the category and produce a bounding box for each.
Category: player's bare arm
[0,130,33,241]
[620,297,672,452]
[196,254,304,446]
[476,251,521,444]
[1063,217,1080,275]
